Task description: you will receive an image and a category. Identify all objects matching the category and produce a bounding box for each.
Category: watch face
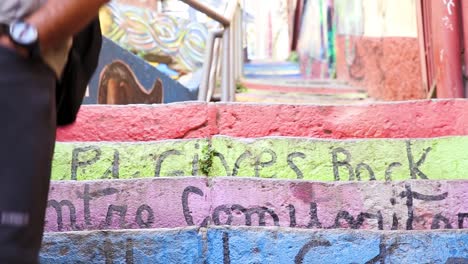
[9,21,38,46]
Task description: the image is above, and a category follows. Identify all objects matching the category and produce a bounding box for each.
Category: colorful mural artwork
[100,2,209,72]
[98,61,164,104]
[84,37,197,105]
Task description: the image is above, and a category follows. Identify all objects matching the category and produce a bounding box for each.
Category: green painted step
[52,139,209,181]
[52,136,468,181]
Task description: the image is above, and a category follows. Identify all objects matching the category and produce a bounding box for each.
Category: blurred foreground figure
[0,0,108,262]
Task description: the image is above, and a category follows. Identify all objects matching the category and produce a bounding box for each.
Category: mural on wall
[98,61,163,104]
[297,0,337,79]
[333,0,423,100]
[100,1,209,72]
[84,37,197,105]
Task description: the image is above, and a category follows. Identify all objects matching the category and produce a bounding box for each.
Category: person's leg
[0,46,56,263]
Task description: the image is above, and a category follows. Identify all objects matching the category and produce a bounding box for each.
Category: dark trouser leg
[0,46,56,263]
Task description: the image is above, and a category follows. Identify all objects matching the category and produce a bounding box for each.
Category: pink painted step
[57,100,468,141]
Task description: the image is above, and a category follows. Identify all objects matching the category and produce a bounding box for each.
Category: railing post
[198,29,224,101]
[221,28,231,102]
[180,0,240,102]
[229,17,236,101]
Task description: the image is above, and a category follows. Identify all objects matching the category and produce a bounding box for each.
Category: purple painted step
[45,177,468,232]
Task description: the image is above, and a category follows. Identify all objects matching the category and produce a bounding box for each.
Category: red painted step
[57,100,468,141]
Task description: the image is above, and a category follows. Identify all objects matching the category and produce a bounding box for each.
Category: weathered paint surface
[207,228,468,264]
[56,103,218,142]
[40,228,204,264]
[44,178,468,232]
[209,136,468,181]
[52,136,468,181]
[335,36,424,101]
[57,100,468,141]
[45,178,210,232]
[52,140,208,180]
[215,101,468,139]
[40,227,468,263]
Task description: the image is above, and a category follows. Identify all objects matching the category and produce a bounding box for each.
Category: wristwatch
[0,20,40,58]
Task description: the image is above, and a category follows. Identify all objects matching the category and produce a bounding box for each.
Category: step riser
[53,136,468,181]
[57,100,468,141]
[45,178,468,232]
[40,227,468,263]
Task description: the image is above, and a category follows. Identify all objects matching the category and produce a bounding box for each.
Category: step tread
[45,177,468,232]
[57,100,468,141]
[41,226,468,263]
[52,136,468,181]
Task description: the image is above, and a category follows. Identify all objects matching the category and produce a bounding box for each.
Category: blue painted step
[41,227,468,263]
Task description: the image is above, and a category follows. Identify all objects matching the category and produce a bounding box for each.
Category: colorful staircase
[40,101,468,263]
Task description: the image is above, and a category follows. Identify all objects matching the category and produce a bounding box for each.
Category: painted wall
[52,136,468,181]
[57,100,468,141]
[40,227,468,263]
[297,0,336,79]
[334,0,425,100]
[100,2,209,72]
[44,178,468,232]
[243,0,292,61]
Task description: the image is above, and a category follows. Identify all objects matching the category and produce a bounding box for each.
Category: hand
[0,35,29,58]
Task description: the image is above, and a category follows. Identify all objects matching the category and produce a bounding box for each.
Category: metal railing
[179,0,243,102]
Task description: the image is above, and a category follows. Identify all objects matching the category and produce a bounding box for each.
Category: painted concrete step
[40,227,468,263]
[52,136,468,181]
[52,139,209,181]
[241,78,364,94]
[235,88,370,105]
[44,177,468,232]
[57,100,468,142]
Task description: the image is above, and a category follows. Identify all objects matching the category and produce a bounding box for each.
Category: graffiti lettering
[294,239,332,264]
[223,232,231,264]
[400,184,448,230]
[332,147,354,181]
[444,0,455,15]
[458,213,468,229]
[287,152,306,179]
[182,186,205,226]
[255,150,277,178]
[47,200,78,231]
[105,205,128,228]
[135,204,155,228]
[71,146,102,180]
[62,140,441,182]
[406,141,431,180]
[364,240,399,264]
[46,183,466,232]
[103,238,134,264]
[155,149,183,177]
[333,211,383,230]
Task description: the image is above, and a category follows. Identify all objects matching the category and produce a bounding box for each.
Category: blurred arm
[26,0,110,51]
